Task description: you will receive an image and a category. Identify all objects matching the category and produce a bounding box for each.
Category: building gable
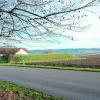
[0,48,28,55]
[16,49,28,55]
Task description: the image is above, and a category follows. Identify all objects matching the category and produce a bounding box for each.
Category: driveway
[0,66,100,100]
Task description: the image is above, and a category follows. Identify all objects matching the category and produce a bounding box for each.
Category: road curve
[0,66,100,100]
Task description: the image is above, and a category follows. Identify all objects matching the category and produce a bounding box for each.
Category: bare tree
[0,0,99,41]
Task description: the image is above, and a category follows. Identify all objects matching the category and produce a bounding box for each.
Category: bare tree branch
[0,0,99,45]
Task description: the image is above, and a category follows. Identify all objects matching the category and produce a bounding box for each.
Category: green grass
[10,53,80,63]
[16,65,100,72]
[0,80,63,100]
[0,63,100,72]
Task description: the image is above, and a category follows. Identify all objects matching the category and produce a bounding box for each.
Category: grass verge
[0,63,100,72]
[0,80,63,100]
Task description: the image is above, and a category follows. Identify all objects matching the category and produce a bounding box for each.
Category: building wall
[16,49,28,55]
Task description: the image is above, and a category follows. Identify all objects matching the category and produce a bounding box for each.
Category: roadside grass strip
[0,63,100,72]
[0,80,63,100]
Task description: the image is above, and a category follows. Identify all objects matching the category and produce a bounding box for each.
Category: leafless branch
[0,0,99,44]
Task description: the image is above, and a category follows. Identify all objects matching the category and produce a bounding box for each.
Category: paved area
[0,66,100,100]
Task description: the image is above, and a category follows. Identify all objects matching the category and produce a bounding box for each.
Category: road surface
[0,66,100,100]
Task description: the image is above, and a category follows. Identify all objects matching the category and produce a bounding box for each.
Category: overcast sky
[18,1,100,50]
[20,12,100,50]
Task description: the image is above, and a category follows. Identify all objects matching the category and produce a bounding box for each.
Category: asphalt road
[0,66,100,100]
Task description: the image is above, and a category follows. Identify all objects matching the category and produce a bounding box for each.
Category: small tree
[0,48,17,62]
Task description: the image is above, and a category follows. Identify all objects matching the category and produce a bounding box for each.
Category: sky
[15,0,100,50]
[20,11,100,50]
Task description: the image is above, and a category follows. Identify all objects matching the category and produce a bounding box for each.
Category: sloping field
[10,53,79,63]
[10,53,100,68]
[26,55,100,68]
[68,55,100,65]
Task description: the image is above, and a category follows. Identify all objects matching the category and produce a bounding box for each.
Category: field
[24,54,100,69]
[65,55,100,68]
[9,53,100,69]
[10,53,79,63]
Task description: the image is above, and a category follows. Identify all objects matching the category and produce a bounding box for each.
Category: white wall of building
[16,49,28,55]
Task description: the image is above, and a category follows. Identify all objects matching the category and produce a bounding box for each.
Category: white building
[16,48,28,55]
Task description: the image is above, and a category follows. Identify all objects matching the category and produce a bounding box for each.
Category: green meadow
[10,53,79,63]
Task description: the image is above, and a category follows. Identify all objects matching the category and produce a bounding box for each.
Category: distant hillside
[29,48,100,55]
